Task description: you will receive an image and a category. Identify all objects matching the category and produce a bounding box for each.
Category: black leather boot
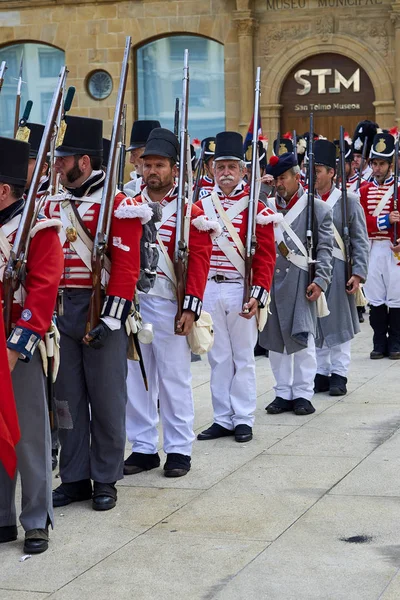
[388,308,400,359]
[369,304,389,359]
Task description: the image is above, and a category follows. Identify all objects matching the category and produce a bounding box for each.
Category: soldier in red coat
[0,137,63,554]
[360,132,400,359]
[44,116,149,511]
[125,128,216,478]
[196,131,277,443]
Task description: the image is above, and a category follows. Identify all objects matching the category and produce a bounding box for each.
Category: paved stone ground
[2,320,400,600]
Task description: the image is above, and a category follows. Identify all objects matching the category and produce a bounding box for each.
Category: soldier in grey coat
[313,140,369,396]
[260,152,334,416]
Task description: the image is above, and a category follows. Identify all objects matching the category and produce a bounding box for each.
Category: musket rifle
[13,54,24,137]
[3,66,68,336]
[394,136,399,246]
[192,139,206,204]
[356,137,368,192]
[293,130,298,163]
[306,113,316,291]
[117,104,127,191]
[339,126,352,287]
[0,61,7,94]
[174,97,180,138]
[174,49,189,334]
[243,66,261,312]
[86,36,132,333]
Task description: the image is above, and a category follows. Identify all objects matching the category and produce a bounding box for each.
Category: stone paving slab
[213,495,400,600]
[150,454,360,541]
[46,533,268,600]
[0,592,49,600]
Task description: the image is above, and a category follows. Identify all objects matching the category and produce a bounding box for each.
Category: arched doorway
[0,42,65,137]
[135,35,225,140]
[280,53,375,139]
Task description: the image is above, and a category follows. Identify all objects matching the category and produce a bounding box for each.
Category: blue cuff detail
[7,326,41,362]
[101,296,131,324]
[183,295,203,320]
[377,214,390,231]
[250,286,268,308]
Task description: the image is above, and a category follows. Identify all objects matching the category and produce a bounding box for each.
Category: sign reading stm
[295,69,360,95]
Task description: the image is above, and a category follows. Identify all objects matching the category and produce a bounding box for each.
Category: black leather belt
[210,275,242,283]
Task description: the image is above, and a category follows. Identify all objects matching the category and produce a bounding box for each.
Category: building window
[136,35,225,142]
[0,42,65,138]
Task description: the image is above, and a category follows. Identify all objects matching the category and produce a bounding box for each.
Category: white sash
[273,193,310,271]
[372,185,394,217]
[324,188,346,262]
[202,193,247,277]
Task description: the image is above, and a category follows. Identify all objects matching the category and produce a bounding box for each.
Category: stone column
[373,100,396,130]
[390,8,400,126]
[261,103,283,158]
[233,11,256,135]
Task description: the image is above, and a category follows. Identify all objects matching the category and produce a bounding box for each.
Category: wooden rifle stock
[87,37,132,333]
[117,103,127,191]
[243,66,261,312]
[3,66,68,336]
[306,114,315,289]
[174,50,189,333]
[13,54,24,137]
[339,126,352,286]
[394,138,399,246]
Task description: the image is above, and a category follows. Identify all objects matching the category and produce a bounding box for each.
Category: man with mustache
[196,131,277,443]
[260,152,333,416]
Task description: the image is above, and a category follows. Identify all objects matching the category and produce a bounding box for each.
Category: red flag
[0,288,20,478]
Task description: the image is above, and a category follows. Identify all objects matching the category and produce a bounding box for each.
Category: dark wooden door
[281,114,375,141]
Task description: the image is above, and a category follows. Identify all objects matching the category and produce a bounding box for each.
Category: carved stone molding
[339,18,390,56]
[315,15,334,42]
[233,11,256,36]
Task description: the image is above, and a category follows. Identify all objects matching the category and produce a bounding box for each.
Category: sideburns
[66,156,84,184]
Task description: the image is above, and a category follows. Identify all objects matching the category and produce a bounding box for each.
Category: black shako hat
[55,116,103,157]
[273,138,293,156]
[0,137,29,186]
[314,139,337,169]
[141,128,179,162]
[102,138,111,168]
[370,132,395,161]
[352,120,378,157]
[21,123,45,158]
[202,136,216,159]
[333,139,353,163]
[127,120,161,152]
[214,131,243,161]
[243,140,267,169]
[265,152,297,178]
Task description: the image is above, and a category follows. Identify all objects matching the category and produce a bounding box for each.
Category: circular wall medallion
[86,69,113,100]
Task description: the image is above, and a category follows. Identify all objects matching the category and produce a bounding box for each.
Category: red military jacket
[44,170,150,323]
[359,175,400,240]
[0,199,64,361]
[196,181,277,306]
[138,185,216,319]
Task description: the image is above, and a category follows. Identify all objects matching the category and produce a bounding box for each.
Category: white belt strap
[202,194,246,276]
[325,187,342,209]
[372,185,394,217]
[156,235,177,286]
[211,192,245,258]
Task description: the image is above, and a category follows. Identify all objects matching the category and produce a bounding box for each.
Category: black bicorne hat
[333,139,353,163]
[102,138,111,168]
[127,120,161,152]
[273,138,293,156]
[243,140,267,169]
[55,116,103,157]
[0,137,29,186]
[370,132,395,161]
[214,131,243,161]
[141,128,179,162]
[314,139,337,169]
[19,123,45,159]
[352,120,378,157]
[201,136,216,158]
[265,152,297,178]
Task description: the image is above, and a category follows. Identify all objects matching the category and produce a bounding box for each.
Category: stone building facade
[0,0,399,144]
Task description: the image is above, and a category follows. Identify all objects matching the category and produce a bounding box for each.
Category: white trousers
[126,295,195,456]
[269,334,316,401]
[364,239,400,308]
[203,280,258,429]
[316,340,352,377]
